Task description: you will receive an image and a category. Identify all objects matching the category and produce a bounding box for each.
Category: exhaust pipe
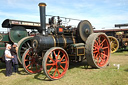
[38,3,46,35]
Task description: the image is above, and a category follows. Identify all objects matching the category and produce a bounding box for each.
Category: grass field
[0,51,128,85]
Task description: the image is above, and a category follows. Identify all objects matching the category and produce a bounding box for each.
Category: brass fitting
[38,3,47,7]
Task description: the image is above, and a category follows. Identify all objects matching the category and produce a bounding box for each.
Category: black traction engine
[22,3,111,80]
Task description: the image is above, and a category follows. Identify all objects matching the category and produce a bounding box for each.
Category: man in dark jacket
[10,43,19,73]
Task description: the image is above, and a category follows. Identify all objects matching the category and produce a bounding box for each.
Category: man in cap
[10,43,19,74]
[5,44,14,76]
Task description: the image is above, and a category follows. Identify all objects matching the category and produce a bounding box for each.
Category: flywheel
[77,20,93,42]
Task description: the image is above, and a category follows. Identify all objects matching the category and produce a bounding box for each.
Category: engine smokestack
[38,3,46,35]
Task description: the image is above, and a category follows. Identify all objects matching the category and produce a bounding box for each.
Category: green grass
[0,51,128,85]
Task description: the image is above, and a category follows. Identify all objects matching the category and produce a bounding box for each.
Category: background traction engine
[1,19,41,64]
[22,3,111,80]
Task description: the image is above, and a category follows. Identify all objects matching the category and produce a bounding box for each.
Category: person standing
[5,44,14,77]
[10,43,19,73]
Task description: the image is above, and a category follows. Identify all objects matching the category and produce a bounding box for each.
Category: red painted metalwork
[43,47,69,80]
[23,48,42,73]
[93,34,110,67]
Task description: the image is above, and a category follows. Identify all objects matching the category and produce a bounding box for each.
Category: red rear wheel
[22,48,42,74]
[43,47,69,80]
[85,33,110,68]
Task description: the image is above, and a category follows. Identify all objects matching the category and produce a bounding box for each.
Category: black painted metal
[32,3,94,54]
[115,23,128,28]
[32,35,74,53]
[2,19,40,29]
[38,3,46,35]
[76,20,93,42]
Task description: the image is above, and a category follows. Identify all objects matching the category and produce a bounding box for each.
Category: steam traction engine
[21,3,111,80]
[0,19,42,64]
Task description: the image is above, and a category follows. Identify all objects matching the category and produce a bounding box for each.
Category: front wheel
[22,48,43,74]
[42,47,69,80]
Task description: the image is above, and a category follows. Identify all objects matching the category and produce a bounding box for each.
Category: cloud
[89,14,128,29]
[0,0,128,32]
[0,11,39,21]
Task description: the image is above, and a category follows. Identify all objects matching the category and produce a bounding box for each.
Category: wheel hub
[57,61,61,66]
[31,58,35,62]
[85,29,89,34]
[99,48,103,53]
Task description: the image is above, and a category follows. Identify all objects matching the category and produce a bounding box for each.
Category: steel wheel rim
[17,36,33,64]
[44,48,69,80]
[23,48,42,73]
[93,34,110,67]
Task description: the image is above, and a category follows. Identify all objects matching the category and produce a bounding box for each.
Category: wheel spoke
[60,65,65,71]
[101,53,108,58]
[97,55,101,64]
[26,63,31,68]
[48,56,55,63]
[48,65,54,74]
[57,51,60,59]
[93,50,98,54]
[53,51,57,60]
[25,59,31,61]
[102,46,108,49]
[99,55,103,61]
[27,53,32,58]
[99,39,106,46]
[46,63,55,66]
[61,61,67,64]
[57,68,60,76]
[53,67,57,77]
[99,56,105,64]
[22,47,27,50]
[95,40,99,46]
[31,63,33,70]
[94,53,98,59]
[60,54,65,61]
[101,42,104,48]
[24,43,29,48]
[27,42,31,48]
[93,46,99,50]
[99,59,103,65]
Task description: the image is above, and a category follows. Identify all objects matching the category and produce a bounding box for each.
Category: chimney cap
[38,3,47,7]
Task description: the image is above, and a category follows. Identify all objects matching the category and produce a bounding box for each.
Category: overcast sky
[0,0,128,31]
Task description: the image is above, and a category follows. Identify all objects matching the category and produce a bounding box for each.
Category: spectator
[10,43,19,74]
[5,44,14,77]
